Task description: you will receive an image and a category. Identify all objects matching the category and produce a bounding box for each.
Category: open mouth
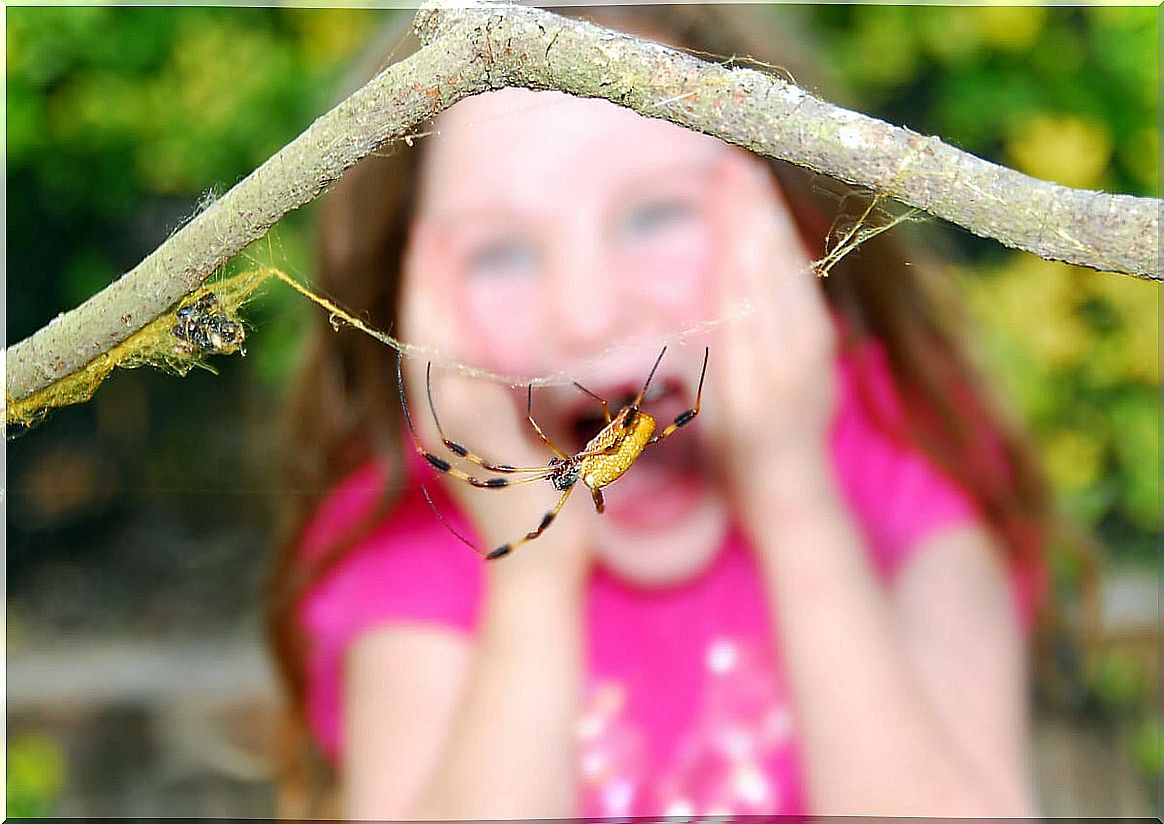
[545,373,709,531]
[562,377,682,451]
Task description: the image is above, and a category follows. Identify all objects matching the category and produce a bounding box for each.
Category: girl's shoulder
[830,339,980,581]
[297,459,483,759]
[298,459,484,651]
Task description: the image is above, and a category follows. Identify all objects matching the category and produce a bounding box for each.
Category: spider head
[548,458,580,491]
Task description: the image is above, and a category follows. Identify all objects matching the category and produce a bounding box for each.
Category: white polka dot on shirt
[706,638,738,674]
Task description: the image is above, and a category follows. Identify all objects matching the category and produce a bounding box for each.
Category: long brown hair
[266,5,1055,812]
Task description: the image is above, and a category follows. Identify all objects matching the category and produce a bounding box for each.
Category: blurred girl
[268,6,1051,818]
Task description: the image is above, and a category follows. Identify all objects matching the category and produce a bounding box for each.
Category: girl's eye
[466,238,539,277]
[622,199,694,239]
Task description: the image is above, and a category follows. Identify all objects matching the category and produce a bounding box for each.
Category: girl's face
[403,89,781,586]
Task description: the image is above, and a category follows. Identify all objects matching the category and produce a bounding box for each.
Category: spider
[396,346,709,560]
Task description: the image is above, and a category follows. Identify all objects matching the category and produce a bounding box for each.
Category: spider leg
[590,487,605,514]
[648,347,709,445]
[424,361,548,474]
[526,381,624,461]
[633,346,669,407]
[397,352,551,489]
[420,485,486,555]
[420,452,552,489]
[527,384,571,460]
[572,381,613,424]
[487,486,574,560]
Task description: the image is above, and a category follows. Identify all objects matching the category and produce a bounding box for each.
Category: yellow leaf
[1043,429,1103,492]
[1006,115,1113,189]
[977,6,1047,52]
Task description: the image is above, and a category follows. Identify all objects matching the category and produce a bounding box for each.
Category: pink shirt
[297,344,1040,817]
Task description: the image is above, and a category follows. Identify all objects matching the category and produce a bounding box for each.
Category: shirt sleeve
[296,463,484,760]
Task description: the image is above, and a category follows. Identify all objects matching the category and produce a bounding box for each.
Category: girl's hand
[399,243,594,594]
[704,153,840,514]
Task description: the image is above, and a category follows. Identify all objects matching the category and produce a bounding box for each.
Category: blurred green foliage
[1089,649,1151,718]
[1131,715,1162,782]
[6,6,394,383]
[811,6,1158,565]
[7,731,67,816]
[812,6,1155,194]
[5,6,1158,567]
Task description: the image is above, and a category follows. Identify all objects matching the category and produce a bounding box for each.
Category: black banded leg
[487,487,574,560]
[573,381,613,424]
[527,385,571,460]
[424,362,547,474]
[398,353,549,490]
[649,347,709,445]
[420,485,487,556]
[591,487,605,514]
[419,452,550,489]
[634,346,669,406]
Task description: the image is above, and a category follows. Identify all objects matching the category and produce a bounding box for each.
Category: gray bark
[6,2,1159,406]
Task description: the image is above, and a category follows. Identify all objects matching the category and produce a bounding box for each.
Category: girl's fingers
[724,156,831,343]
[705,152,839,466]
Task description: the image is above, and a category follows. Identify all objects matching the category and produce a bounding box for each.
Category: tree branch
[6,2,1159,406]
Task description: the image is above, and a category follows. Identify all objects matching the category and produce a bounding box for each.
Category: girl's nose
[551,231,626,355]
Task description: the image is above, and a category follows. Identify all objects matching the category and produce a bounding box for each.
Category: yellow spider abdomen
[580,411,656,490]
